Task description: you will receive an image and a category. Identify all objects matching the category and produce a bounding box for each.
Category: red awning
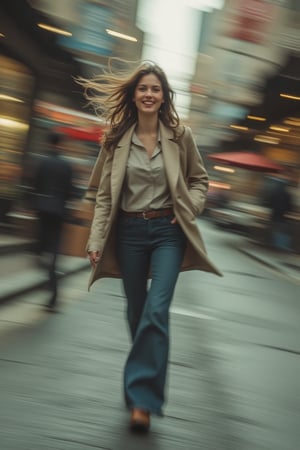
[56,125,104,143]
[207,151,284,173]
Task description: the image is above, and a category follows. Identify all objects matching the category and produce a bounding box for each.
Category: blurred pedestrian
[33,132,73,311]
[78,60,222,432]
[268,177,293,251]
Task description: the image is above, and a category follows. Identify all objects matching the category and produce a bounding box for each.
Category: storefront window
[0,55,34,225]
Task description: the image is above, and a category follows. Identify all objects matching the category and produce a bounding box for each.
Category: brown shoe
[130,408,150,433]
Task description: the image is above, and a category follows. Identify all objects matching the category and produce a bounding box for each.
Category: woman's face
[133,73,164,116]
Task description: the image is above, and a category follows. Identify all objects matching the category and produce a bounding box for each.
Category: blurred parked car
[208,201,270,234]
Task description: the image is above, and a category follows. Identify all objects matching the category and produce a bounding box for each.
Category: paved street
[0,220,299,450]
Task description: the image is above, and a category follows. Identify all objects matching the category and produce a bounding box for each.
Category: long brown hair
[76,59,181,152]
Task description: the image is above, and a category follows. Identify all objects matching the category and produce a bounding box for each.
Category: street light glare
[37,23,72,37]
[106,29,138,42]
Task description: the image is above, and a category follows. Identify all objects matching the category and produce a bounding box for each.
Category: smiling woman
[76,60,180,152]
[76,59,221,433]
[133,74,164,158]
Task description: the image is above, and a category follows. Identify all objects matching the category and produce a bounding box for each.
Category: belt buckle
[142,211,149,220]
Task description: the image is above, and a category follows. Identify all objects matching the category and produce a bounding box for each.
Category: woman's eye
[137,86,161,93]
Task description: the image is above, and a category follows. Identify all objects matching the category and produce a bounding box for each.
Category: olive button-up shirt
[120,132,173,212]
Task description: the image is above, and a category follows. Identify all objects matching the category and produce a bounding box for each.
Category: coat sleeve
[183,127,209,216]
[86,151,113,252]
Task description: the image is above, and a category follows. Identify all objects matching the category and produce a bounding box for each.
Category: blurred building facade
[0,0,299,247]
[0,0,143,231]
[188,0,300,216]
[189,0,300,149]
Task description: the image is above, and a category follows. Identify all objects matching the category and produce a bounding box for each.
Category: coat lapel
[159,121,180,191]
[110,124,135,207]
[111,121,180,206]
[98,121,180,208]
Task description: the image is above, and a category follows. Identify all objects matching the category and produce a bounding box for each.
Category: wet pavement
[0,220,299,449]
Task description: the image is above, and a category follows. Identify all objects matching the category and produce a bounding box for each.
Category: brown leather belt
[120,208,173,220]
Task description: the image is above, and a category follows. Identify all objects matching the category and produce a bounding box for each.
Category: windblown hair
[76,59,181,152]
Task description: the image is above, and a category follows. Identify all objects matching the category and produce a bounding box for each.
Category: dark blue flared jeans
[116,214,186,415]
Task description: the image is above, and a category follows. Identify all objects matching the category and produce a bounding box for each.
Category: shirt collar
[132,131,161,146]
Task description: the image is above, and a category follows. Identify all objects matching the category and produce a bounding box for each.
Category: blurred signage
[190,83,209,95]
[34,100,102,126]
[228,0,274,44]
[265,147,299,164]
[59,2,114,56]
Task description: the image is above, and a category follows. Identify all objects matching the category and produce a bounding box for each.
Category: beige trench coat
[86,121,222,289]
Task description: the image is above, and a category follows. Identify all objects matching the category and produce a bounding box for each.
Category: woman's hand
[171,216,177,224]
[88,250,101,269]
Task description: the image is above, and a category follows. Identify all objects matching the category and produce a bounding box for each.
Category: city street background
[1,1,300,448]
